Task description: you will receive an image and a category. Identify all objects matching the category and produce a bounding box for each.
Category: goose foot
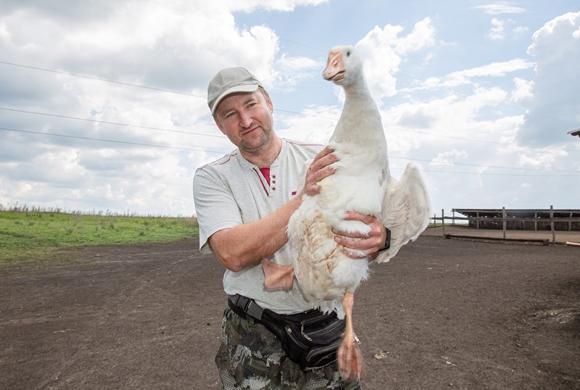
[337,292,363,379]
[262,258,294,290]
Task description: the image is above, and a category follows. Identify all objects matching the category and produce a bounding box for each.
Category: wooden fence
[430,206,580,244]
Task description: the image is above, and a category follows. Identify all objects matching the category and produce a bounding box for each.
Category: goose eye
[346,50,351,57]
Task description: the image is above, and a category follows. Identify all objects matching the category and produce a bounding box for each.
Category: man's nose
[239,111,253,128]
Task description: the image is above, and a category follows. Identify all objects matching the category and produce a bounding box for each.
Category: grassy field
[0,210,198,265]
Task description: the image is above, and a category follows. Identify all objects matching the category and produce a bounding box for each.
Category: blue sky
[0,1,578,216]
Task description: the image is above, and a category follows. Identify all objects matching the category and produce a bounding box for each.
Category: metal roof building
[453,208,580,231]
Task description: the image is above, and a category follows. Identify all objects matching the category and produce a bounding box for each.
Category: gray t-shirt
[193,138,322,314]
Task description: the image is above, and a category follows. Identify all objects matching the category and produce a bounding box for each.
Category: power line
[277,108,308,115]
[390,155,579,174]
[392,128,513,147]
[0,126,227,154]
[3,125,579,177]
[421,169,580,177]
[2,59,577,172]
[1,103,533,153]
[0,59,335,120]
[0,59,313,114]
[3,125,578,176]
[0,60,206,98]
[0,102,516,148]
[0,57,423,108]
[0,58,535,148]
[0,104,539,152]
[0,106,224,139]
[276,110,527,148]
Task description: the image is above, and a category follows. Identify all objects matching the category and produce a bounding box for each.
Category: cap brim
[211,84,260,114]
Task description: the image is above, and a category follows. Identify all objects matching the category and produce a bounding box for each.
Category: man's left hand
[333,211,388,260]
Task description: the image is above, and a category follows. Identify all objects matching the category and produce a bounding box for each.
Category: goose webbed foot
[337,291,363,379]
[262,258,294,291]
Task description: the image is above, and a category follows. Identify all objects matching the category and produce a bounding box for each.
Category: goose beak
[323,50,345,83]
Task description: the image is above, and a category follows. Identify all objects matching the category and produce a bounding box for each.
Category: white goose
[273,45,430,378]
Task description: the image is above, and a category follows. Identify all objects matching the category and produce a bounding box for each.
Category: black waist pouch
[228,295,344,370]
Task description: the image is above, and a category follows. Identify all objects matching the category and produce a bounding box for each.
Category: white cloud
[0,1,283,93]
[278,105,339,143]
[1,148,85,184]
[274,83,513,160]
[518,11,580,145]
[448,59,532,80]
[474,4,526,15]
[488,18,506,40]
[1,2,578,215]
[430,150,469,167]
[397,109,434,129]
[409,59,532,90]
[355,18,435,100]
[513,26,529,34]
[376,86,517,159]
[517,148,568,169]
[394,18,436,55]
[0,0,326,215]
[511,77,533,104]
[225,0,328,12]
[487,18,530,41]
[273,54,322,89]
[276,55,320,72]
[275,54,577,211]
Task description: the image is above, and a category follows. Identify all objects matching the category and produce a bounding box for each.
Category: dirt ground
[1,233,579,389]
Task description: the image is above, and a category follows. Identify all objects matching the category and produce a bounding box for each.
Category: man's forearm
[209,194,302,272]
[208,146,337,272]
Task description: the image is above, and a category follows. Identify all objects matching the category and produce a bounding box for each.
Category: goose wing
[376,163,431,263]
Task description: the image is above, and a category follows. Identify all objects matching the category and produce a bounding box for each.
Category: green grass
[0,210,198,265]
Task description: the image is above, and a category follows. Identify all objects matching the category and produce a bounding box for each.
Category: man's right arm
[194,147,337,272]
[208,194,302,272]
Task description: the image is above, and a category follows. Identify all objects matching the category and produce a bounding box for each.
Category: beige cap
[207,67,262,114]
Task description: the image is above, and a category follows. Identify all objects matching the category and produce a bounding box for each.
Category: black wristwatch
[378,226,391,252]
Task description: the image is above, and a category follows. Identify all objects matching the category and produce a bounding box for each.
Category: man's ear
[260,88,273,113]
[213,115,226,135]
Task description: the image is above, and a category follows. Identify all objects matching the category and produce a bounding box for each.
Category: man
[193,67,389,389]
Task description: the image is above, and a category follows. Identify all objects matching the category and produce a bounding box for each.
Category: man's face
[213,90,274,154]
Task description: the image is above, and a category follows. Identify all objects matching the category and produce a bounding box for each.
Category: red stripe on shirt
[253,168,269,196]
[259,167,270,185]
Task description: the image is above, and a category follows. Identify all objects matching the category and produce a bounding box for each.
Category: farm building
[453,208,580,231]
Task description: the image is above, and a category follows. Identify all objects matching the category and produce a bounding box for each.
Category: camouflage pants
[215,307,361,390]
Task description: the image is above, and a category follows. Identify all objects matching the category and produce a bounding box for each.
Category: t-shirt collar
[236,138,287,170]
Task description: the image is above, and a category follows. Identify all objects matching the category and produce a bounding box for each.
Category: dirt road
[0,236,579,389]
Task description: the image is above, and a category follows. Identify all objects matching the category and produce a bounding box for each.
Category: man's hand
[333,211,388,260]
[303,146,338,196]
